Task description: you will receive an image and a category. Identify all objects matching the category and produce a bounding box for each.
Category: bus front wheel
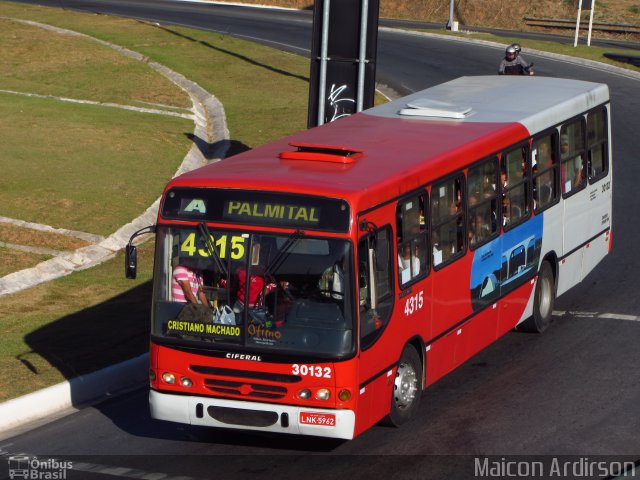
[386,345,422,427]
[520,261,555,333]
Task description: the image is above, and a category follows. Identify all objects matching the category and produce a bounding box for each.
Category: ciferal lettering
[226,353,263,362]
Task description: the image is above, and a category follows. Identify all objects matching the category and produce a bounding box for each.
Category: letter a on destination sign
[182,199,206,214]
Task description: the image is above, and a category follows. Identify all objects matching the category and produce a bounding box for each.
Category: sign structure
[307,0,380,128]
[161,188,351,232]
[574,0,596,47]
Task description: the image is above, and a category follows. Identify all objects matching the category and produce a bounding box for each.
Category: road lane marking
[553,311,640,322]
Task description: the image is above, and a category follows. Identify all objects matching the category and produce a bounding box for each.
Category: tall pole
[587,0,596,46]
[317,0,331,126]
[447,0,454,29]
[356,0,369,112]
[574,0,583,47]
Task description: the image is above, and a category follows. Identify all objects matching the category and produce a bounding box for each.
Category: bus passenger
[533,139,554,208]
[398,243,420,282]
[319,257,345,299]
[561,134,584,193]
[172,264,209,306]
[234,267,276,310]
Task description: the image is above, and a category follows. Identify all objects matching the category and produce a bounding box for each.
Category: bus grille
[204,379,288,399]
[190,365,302,383]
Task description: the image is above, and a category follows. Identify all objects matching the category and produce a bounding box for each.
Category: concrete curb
[0,354,149,437]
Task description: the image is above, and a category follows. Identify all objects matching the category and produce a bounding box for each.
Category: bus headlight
[180,377,193,388]
[162,372,176,384]
[315,388,331,401]
[298,389,312,399]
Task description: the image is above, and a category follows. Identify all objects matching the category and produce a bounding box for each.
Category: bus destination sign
[223,201,319,226]
[161,188,350,232]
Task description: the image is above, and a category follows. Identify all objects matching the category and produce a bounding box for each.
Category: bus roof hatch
[279,142,363,164]
[398,98,472,119]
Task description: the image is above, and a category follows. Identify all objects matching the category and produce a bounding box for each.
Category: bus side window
[560,119,586,196]
[532,132,559,212]
[431,175,465,267]
[359,227,394,349]
[501,145,530,228]
[396,193,428,287]
[468,157,499,248]
[587,108,609,182]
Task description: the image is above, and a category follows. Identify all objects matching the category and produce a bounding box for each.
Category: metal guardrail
[524,16,640,34]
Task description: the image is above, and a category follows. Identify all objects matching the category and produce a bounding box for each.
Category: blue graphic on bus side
[470,215,543,311]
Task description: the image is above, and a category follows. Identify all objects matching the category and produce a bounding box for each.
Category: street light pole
[447,0,454,30]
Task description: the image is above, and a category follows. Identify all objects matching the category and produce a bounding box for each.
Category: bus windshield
[151,226,355,358]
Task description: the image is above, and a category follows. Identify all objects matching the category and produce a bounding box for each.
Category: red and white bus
[126,76,612,439]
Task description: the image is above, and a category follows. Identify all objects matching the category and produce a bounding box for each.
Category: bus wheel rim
[394,361,418,409]
[539,276,552,319]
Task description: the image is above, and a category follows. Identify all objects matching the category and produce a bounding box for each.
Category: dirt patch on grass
[0,248,51,277]
[0,224,91,251]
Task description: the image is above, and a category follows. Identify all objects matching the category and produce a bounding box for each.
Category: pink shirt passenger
[172,265,203,303]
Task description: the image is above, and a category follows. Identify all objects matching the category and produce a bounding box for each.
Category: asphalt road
[2,1,639,478]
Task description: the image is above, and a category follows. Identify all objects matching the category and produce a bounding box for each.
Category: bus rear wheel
[520,261,555,333]
[386,345,422,427]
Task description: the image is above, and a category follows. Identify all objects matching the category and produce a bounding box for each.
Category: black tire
[520,261,555,333]
[385,345,422,427]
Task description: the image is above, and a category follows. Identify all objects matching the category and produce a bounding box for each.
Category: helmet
[505,45,517,60]
[511,43,521,55]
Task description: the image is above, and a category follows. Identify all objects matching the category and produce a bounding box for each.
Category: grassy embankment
[0,1,309,401]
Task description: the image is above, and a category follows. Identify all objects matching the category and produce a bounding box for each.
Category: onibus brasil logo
[8,455,72,479]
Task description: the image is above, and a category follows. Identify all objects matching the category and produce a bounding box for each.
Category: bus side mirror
[124,224,156,279]
[125,244,137,279]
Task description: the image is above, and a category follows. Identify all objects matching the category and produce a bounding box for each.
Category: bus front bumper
[149,389,356,439]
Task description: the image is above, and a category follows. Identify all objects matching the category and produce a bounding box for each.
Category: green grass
[0,3,310,148]
[0,3,311,236]
[0,245,154,400]
[0,93,192,235]
[0,17,191,109]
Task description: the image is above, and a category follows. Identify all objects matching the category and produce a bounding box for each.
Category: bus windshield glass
[151,226,355,358]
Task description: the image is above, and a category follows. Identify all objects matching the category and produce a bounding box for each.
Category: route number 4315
[404,291,424,316]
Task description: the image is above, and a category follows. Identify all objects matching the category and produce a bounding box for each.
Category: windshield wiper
[197,222,228,277]
[265,229,304,277]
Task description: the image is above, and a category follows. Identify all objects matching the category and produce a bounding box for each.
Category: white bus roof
[366,76,610,133]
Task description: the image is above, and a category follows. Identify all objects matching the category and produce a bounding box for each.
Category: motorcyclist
[499,44,534,75]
